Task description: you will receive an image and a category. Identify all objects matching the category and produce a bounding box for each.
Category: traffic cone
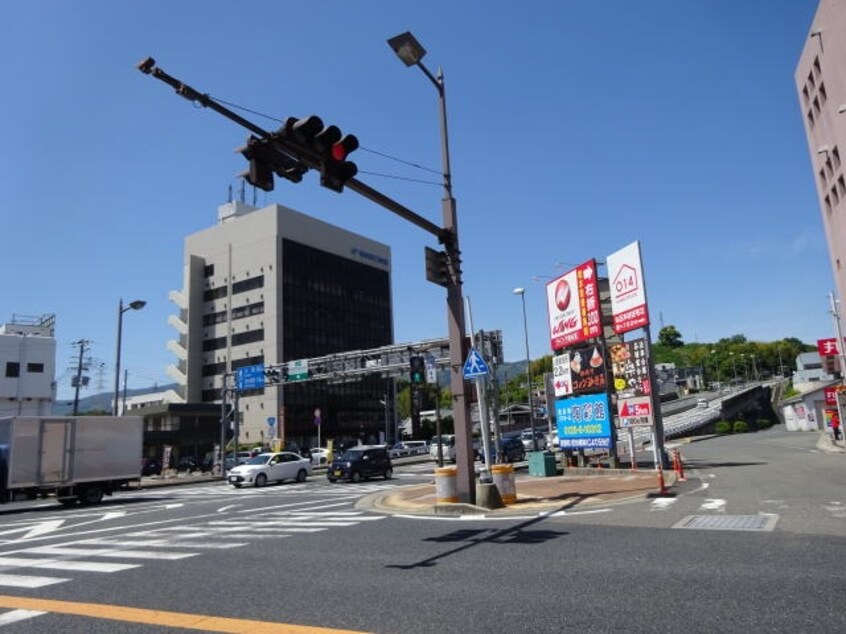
[675,450,686,482]
[656,465,669,495]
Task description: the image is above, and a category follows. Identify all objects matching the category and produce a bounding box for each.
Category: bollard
[675,449,687,482]
[656,465,669,495]
[491,463,517,504]
[434,466,458,504]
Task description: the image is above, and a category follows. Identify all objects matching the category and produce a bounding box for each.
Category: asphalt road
[0,430,844,633]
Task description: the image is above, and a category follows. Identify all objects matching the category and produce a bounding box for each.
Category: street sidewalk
[363,467,672,518]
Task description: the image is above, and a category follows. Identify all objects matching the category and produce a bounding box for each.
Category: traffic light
[321,133,358,193]
[236,136,307,192]
[409,355,426,384]
[425,247,450,287]
[236,136,274,192]
[280,115,359,193]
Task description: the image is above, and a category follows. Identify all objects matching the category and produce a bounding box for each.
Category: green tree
[658,325,684,348]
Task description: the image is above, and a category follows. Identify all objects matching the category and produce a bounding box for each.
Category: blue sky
[1,0,828,401]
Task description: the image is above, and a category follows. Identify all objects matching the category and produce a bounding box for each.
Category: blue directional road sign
[463,347,490,379]
[236,364,266,391]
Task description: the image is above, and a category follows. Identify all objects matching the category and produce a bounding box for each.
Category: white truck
[0,415,143,507]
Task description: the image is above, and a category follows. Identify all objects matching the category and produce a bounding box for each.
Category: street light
[730,352,738,386]
[388,31,474,502]
[710,349,718,386]
[114,298,145,415]
[513,287,538,451]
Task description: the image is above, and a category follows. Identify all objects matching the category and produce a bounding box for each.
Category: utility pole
[71,339,92,416]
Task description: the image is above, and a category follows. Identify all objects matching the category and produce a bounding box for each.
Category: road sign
[287,359,309,382]
[236,364,266,391]
[463,347,489,379]
[267,416,276,428]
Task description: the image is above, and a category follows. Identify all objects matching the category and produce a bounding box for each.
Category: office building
[167,201,393,448]
[0,314,56,416]
[795,0,846,312]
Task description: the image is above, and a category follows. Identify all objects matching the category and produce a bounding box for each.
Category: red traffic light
[330,135,359,162]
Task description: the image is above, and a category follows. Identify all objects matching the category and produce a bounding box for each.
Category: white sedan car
[227,452,312,488]
[309,448,331,466]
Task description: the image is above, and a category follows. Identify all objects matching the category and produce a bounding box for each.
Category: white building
[122,388,183,414]
[0,314,56,416]
[167,201,393,447]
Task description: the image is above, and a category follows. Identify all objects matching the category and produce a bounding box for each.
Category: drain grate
[673,514,779,531]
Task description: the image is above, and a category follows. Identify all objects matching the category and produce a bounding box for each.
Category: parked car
[520,429,548,452]
[309,448,331,466]
[480,436,526,464]
[403,440,430,456]
[389,443,410,459]
[176,456,199,472]
[430,434,456,462]
[327,445,392,483]
[227,451,312,488]
[141,457,162,476]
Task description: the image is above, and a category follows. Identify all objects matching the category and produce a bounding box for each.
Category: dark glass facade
[281,239,392,445]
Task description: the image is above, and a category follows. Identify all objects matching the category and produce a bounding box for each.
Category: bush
[757,418,773,430]
[733,420,749,434]
[715,421,732,435]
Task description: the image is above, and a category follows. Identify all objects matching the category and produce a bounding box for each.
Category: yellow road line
[0,595,372,634]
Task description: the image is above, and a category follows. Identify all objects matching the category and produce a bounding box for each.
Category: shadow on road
[685,461,767,468]
[385,496,587,570]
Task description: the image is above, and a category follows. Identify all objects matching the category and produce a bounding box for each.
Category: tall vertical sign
[607,241,649,335]
[546,259,602,350]
[606,240,665,468]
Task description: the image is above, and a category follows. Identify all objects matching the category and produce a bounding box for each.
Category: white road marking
[649,498,677,511]
[0,573,67,588]
[26,546,198,560]
[0,609,46,625]
[699,499,727,512]
[0,556,139,573]
[0,520,65,540]
[77,538,246,549]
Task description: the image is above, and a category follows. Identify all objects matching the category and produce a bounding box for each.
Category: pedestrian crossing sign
[463,347,490,379]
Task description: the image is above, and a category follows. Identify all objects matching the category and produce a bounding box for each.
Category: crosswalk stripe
[26,547,198,561]
[0,557,138,573]
[78,539,246,549]
[0,573,67,589]
[0,609,46,625]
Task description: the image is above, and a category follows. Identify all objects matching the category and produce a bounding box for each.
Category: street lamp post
[730,352,738,387]
[388,32,475,502]
[710,349,718,387]
[114,298,146,416]
[513,288,538,451]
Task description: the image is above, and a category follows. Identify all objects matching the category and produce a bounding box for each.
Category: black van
[327,445,392,483]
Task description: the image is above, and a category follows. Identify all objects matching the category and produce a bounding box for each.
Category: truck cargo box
[0,416,143,488]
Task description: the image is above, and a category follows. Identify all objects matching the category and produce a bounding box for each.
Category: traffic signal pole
[139,57,475,502]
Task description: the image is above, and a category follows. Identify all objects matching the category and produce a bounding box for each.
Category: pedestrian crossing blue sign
[463,347,490,379]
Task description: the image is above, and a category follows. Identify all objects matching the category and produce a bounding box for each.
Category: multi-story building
[167,201,393,449]
[0,314,56,416]
[795,0,846,312]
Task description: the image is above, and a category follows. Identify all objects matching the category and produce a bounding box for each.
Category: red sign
[817,338,845,357]
[824,386,838,406]
[546,259,602,350]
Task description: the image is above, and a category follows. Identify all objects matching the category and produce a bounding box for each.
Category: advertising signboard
[552,354,572,397]
[555,393,612,449]
[568,344,607,394]
[824,386,838,407]
[546,259,601,350]
[817,338,845,357]
[617,396,654,427]
[610,338,651,397]
[607,241,650,335]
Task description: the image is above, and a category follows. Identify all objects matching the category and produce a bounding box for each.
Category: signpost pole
[466,297,493,482]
